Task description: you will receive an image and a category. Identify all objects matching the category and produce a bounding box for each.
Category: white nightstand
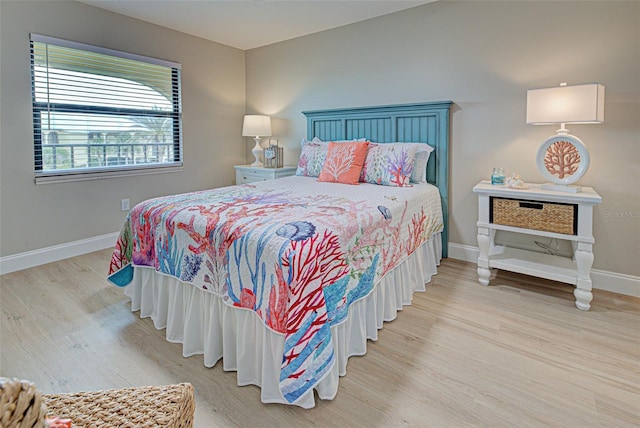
[473,180,602,310]
[234,165,297,184]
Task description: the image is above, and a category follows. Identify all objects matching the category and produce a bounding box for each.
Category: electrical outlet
[121,198,130,212]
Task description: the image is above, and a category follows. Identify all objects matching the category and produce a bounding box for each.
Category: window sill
[35,164,183,185]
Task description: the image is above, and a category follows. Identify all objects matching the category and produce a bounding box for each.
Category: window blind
[30,34,182,181]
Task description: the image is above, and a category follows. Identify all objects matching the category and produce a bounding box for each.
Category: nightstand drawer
[234,165,298,184]
[490,197,577,235]
[238,169,272,182]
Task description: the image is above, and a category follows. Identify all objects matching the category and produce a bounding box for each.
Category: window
[30,34,182,183]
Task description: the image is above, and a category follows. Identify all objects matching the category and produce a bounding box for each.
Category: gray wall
[0,1,246,256]
[245,1,640,277]
[1,1,638,279]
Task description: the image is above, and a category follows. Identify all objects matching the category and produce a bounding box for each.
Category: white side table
[473,180,602,310]
[234,165,297,184]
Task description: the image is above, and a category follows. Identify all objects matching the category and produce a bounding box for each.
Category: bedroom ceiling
[79,0,436,50]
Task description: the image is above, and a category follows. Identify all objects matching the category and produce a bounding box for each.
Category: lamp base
[251,137,263,167]
[541,183,583,193]
[535,132,589,194]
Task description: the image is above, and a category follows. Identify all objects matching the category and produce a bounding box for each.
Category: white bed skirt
[124,233,441,408]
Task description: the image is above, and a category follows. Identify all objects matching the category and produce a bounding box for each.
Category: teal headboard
[302,101,452,257]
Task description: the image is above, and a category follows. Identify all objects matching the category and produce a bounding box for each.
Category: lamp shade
[242,115,272,137]
[526,83,605,125]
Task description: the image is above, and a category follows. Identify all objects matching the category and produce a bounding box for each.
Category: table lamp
[242,115,272,167]
[526,82,604,193]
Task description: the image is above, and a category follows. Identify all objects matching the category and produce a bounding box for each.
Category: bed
[108,101,452,408]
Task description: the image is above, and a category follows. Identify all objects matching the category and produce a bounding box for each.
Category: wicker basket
[0,378,194,428]
[44,383,195,428]
[0,378,48,428]
[491,197,577,235]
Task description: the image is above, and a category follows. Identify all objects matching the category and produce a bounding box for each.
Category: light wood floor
[1,249,638,427]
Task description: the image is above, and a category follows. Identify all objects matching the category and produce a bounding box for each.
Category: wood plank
[1,251,638,427]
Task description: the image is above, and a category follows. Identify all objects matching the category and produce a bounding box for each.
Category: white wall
[0,1,246,257]
[245,1,640,278]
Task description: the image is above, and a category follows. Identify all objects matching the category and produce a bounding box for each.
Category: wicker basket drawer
[490,197,577,235]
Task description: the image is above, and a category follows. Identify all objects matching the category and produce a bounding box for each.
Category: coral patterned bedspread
[108,175,443,403]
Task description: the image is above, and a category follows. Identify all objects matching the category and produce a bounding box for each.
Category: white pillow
[410,144,435,183]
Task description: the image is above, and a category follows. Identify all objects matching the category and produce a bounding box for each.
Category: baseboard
[589,269,640,298]
[0,232,119,275]
[447,243,640,298]
[447,243,480,265]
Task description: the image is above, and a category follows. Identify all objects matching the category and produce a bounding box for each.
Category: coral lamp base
[535,132,590,194]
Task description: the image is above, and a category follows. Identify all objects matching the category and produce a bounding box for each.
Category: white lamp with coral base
[526,83,604,193]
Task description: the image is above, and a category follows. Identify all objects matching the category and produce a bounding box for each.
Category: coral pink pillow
[318,141,369,185]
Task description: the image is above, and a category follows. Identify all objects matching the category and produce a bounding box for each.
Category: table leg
[477,226,491,285]
[574,242,594,311]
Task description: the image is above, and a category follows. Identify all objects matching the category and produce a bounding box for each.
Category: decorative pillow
[299,137,322,147]
[299,137,367,147]
[360,143,422,187]
[296,139,328,177]
[296,138,369,177]
[315,138,368,143]
[410,144,435,183]
[318,141,369,184]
